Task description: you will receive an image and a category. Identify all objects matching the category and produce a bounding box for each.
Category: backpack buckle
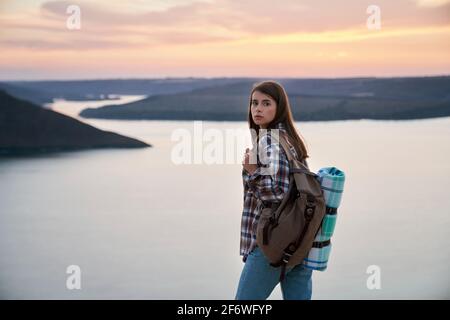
[282,251,292,264]
[269,215,276,223]
[262,201,280,209]
[305,207,314,220]
[305,195,316,220]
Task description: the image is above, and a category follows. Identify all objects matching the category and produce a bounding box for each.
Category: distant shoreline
[1,76,449,122]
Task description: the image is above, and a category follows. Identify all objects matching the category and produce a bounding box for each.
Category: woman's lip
[255,115,263,119]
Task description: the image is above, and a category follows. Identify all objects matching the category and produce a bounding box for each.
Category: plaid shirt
[239,122,299,262]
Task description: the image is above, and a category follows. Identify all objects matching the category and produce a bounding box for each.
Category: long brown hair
[247,80,309,162]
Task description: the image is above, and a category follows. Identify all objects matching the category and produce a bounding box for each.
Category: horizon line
[2,73,450,82]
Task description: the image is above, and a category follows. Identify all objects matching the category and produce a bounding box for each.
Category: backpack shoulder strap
[278,132,311,172]
[278,131,295,161]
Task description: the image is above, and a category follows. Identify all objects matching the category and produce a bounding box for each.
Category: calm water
[1,97,449,299]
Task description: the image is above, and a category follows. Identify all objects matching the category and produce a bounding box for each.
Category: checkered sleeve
[242,133,290,202]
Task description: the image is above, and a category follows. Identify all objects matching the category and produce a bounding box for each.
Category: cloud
[0,0,449,51]
[413,0,450,7]
[37,0,334,38]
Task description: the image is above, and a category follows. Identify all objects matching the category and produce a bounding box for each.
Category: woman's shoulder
[257,134,293,165]
[258,123,285,147]
[257,123,302,160]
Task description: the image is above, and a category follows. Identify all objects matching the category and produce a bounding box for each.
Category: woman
[235,80,313,300]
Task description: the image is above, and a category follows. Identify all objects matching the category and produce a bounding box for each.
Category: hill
[79,77,450,121]
[0,90,151,155]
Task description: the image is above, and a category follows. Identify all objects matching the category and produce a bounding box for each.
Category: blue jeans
[235,246,313,300]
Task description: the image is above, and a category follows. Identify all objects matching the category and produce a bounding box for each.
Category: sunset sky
[0,0,449,80]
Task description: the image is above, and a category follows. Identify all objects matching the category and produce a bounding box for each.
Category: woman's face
[250,90,277,129]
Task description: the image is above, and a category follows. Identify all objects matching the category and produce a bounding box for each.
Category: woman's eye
[263,102,270,106]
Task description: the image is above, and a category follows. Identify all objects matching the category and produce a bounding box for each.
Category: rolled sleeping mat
[302,167,345,271]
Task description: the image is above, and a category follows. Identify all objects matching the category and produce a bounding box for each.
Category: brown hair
[247,80,309,162]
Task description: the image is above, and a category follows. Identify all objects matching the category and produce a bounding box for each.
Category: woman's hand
[242,147,258,175]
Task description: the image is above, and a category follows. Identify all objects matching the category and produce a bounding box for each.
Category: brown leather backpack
[256,132,326,281]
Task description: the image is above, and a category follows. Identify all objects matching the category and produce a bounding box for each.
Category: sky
[0,0,449,80]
